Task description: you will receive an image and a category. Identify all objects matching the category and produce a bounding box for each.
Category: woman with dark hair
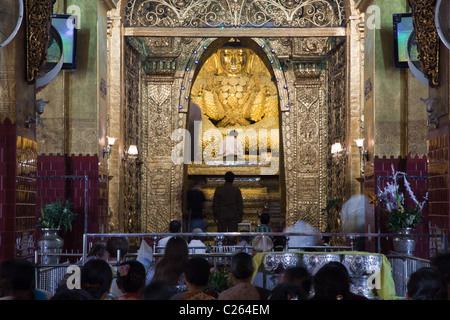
[310,262,352,300]
[85,242,109,262]
[115,260,146,300]
[171,257,215,300]
[269,282,306,300]
[431,252,450,299]
[81,259,113,300]
[407,267,448,300]
[0,259,49,300]
[150,236,189,287]
[282,266,312,298]
[321,261,368,300]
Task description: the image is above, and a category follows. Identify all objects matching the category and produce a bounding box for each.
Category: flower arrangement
[37,199,76,232]
[377,165,427,232]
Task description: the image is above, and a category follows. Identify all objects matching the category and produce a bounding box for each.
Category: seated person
[81,259,113,300]
[251,236,275,292]
[407,267,448,300]
[171,257,215,300]
[157,220,182,254]
[218,252,260,300]
[281,266,312,298]
[252,213,273,242]
[188,228,207,254]
[220,130,244,159]
[115,260,146,300]
[269,282,307,300]
[0,259,50,300]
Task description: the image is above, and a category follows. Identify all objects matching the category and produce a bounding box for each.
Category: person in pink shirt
[218,252,260,300]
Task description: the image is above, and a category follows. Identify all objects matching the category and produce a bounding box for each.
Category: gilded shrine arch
[107,0,363,234]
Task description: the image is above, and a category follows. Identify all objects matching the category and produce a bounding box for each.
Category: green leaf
[37,199,76,233]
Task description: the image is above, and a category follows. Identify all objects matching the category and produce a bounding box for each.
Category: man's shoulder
[215,184,226,191]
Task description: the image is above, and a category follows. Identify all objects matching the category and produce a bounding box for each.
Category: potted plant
[377,165,427,255]
[37,199,76,264]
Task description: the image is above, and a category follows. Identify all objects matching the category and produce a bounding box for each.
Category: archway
[107,0,363,234]
[184,37,285,232]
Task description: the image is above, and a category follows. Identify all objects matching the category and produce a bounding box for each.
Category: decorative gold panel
[125,0,346,28]
[123,42,141,233]
[133,37,197,233]
[0,65,16,124]
[287,61,328,231]
[122,35,344,234]
[67,119,98,155]
[408,0,440,87]
[326,40,346,234]
[25,0,55,83]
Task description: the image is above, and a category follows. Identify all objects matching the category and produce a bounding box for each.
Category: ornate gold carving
[190,42,280,155]
[66,119,98,155]
[25,0,55,83]
[121,35,346,235]
[407,120,428,158]
[0,65,16,123]
[125,0,346,28]
[326,40,346,234]
[123,42,141,233]
[134,37,196,232]
[373,122,402,158]
[187,163,276,176]
[290,62,328,231]
[293,37,331,57]
[408,0,440,87]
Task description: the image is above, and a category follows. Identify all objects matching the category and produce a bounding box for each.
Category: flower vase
[392,228,416,256]
[38,228,64,265]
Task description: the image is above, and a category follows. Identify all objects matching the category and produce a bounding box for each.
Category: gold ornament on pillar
[25,0,56,83]
[408,0,440,87]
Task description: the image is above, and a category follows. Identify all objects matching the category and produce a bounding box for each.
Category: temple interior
[0,0,449,301]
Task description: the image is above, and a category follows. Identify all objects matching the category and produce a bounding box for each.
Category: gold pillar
[284,60,328,231]
[371,0,409,159]
[346,9,365,196]
[137,37,192,233]
[107,4,124,232]
[0,35,16,125]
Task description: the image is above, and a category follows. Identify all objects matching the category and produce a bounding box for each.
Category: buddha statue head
[218,41,248,76]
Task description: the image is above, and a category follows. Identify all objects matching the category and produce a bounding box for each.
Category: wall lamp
[103,136,117,158]
[331,142,347,158]
[354,138,368,161]
[123,144,143,165]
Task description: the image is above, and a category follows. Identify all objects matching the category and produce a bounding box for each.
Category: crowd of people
[0,229,449,300]
[0,169,448,301]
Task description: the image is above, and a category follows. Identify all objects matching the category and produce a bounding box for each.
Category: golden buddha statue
[190,41,279,158]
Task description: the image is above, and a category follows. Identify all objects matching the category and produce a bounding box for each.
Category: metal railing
[34,231,446,297]
[387,252,431,298]
[80,231,362,263]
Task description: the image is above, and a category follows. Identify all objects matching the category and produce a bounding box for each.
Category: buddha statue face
[219,48,247,75]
